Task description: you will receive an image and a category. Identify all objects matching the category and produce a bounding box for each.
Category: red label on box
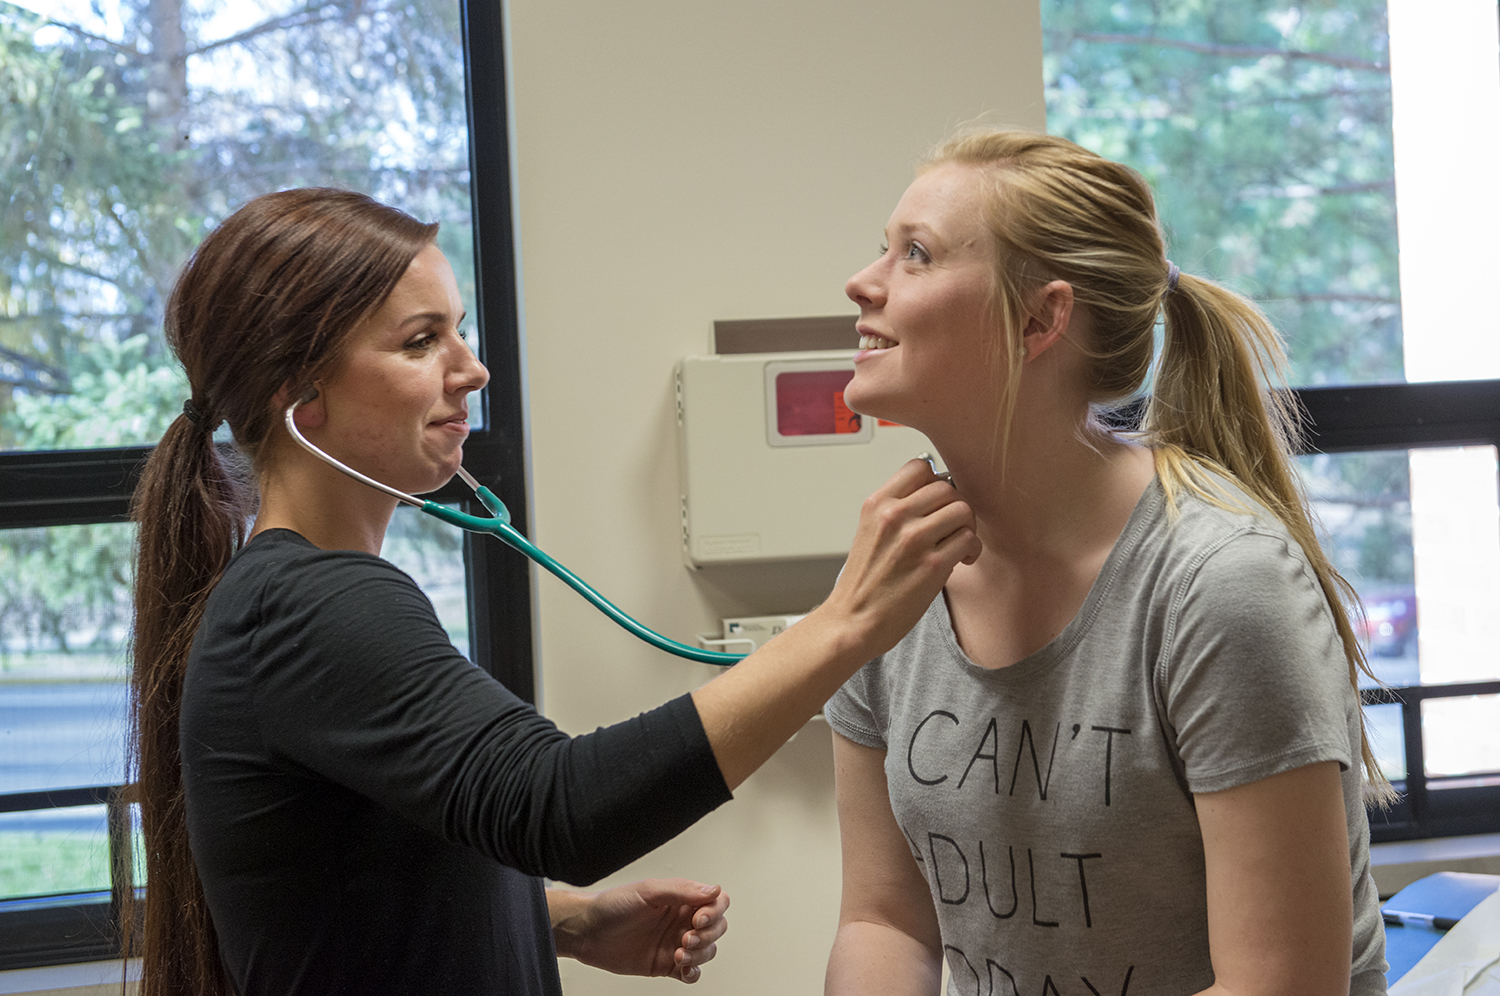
[775,370,859,436]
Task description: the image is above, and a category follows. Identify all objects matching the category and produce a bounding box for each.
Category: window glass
[0,522,133,798]
[1362,701,1405,782]
[1301,445,1500,688]
[1297,450,1414,687]
[0,515,468,905]
[0,804,111,900]
[1041,0,1399,387]
[1301,445,1500,788]
[1422,695,1500,781]
[1,0,475,451]
[0,521,128,904]
[383,504,471,659]
[1387,0,1500,384]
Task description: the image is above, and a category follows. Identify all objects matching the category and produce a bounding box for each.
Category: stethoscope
[284,398,746,666]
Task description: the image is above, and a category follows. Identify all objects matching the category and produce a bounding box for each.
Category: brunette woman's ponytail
[126,188,438,995]
[926,130,1394,802]
[128,409,248,995]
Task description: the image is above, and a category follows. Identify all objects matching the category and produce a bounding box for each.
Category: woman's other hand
[549,879,729,983]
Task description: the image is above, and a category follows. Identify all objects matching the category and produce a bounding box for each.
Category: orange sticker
[832,392,862,434]
[878,419,904,428]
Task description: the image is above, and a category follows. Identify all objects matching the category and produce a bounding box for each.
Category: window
[1040,0,1500,840]
[0,0,528,969]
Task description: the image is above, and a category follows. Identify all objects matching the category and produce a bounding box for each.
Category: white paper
[1390,890,1500,996]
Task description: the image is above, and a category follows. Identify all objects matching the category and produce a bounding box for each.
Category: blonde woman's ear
[1020,279,1075,359]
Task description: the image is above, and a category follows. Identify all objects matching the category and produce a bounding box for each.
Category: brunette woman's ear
[273,381,326,428]
[1020,280,1075,360]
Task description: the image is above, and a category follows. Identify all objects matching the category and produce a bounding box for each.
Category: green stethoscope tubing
[421,492,745,666]
[284,402,745,666]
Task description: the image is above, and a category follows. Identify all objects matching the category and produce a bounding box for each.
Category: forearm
[826,920,942,996]
[546,887,597,960]
[692,606,870,789]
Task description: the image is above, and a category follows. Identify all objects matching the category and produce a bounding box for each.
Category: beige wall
[506,2,1043,992]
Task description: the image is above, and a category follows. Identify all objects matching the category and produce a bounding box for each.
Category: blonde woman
[823,131,1389,996]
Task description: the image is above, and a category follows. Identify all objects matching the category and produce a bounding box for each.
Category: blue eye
[905,241,931,263]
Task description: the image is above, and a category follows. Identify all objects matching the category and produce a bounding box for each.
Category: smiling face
[308,243,489,495]
[844,163,1003,433]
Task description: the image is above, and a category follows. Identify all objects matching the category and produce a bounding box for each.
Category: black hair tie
[182,398,223,433]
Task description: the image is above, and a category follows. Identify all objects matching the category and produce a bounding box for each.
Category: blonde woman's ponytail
[1149,271,1395,804]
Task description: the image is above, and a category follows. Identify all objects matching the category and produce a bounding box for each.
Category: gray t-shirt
[825,476,1386,996]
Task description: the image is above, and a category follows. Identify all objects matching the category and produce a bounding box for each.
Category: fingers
[670,883,728,983]
[870,456,954,504]
[673,940,718,983]
[675,887,728,962]
[688,900,729,945]
[823,458,981,654]
[632,878,719,908]
[939,516,984,566]
[858,477,977,571]
[691,885,730,930]
[855,459,976,573]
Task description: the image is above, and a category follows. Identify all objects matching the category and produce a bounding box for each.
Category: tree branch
[1319,180,1395,196]
[0,375,71,393]
[1272,293,1400,305]
[0,312,133,323]
[30,252,120,287]
[1303,491,1409,510]
[186,4,339,58]
[1240,179,1395,199]
[1072,33,1389,73]
[40,19,142,57]
[102,200,152,274]
[0,343,69,384]
[1226,85,1392,109]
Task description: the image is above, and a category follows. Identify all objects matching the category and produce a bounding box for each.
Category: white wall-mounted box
[675,351,943,567]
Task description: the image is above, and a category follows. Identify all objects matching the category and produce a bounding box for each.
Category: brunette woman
[130,187,978,996]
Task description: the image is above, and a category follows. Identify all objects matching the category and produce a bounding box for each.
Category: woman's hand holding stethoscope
[819,455,980,659]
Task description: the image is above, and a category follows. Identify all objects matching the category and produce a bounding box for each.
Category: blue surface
[1384,872,1500,984]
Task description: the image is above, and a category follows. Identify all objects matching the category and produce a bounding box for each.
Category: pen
[1381,909,1459,930]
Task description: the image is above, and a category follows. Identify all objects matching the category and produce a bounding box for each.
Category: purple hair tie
[1165,261,1180,295]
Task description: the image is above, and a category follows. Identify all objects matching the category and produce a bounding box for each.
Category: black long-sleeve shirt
[181,529,731,995]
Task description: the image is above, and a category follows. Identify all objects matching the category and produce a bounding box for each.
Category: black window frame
[0,0,528,970]
[1298,380,1500,843]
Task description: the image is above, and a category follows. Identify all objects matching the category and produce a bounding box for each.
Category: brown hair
[925,129,1393,802]
[128,188,438,995]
